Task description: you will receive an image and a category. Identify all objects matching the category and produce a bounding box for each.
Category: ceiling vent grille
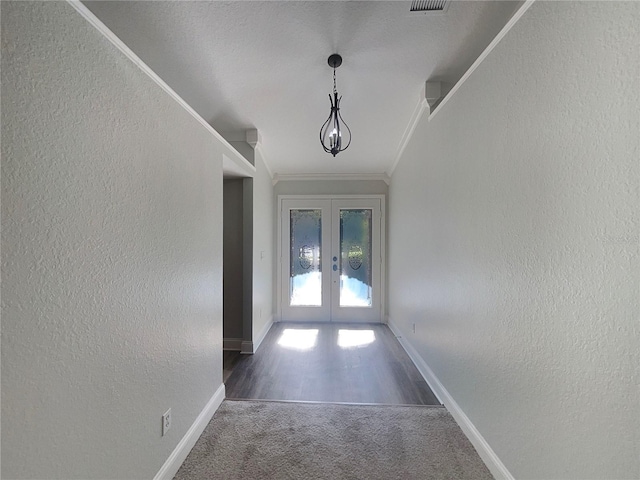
[410,0,450,13]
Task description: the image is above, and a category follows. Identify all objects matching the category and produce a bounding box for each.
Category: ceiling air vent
[410,0,450,14]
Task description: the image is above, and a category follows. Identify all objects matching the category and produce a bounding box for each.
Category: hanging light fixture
[320,54,351,157]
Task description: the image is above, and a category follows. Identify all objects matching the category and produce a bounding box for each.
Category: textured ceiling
[85,1,521,176]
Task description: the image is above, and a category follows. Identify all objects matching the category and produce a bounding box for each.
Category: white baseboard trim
[153,383,226,480]
[387,318,514,480]
[240,340,253,354]
[223,338,243,351]
[253,315,274,353]
[386,319,443,405]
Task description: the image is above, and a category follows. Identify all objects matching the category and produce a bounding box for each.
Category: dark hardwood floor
[224,322,441,405]
[223,350,242,383]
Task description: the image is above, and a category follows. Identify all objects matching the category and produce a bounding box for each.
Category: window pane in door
[290,209,322,306]
[339,209,372,307]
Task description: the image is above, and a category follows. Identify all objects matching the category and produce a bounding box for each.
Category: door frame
[277,195,386,323]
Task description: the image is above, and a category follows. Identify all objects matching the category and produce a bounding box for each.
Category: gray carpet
[174,400,493,480]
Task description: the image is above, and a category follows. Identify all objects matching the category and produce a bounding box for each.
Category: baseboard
[387,320,443,405]
[153,383,226,480]
[253,315,274,353]
[387,318,514,480]
[223,338,243,351]
[226,316,273,354]
[240,340,253,354]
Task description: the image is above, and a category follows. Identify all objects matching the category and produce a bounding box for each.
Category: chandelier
[320,54,351,157]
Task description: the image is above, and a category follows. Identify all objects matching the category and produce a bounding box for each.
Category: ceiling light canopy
[320,54,351,157]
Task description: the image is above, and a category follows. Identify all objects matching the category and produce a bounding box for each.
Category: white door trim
[277,195,386,323]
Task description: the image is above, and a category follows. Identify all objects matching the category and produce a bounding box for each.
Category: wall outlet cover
[162,408,172,436]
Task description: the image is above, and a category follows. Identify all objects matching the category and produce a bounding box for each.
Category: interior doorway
[223,176,254,354]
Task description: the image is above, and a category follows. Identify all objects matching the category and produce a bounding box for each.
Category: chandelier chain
[333,68,337,95]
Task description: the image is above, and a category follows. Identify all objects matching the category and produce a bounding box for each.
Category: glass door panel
[289,209,322,306]
[281,199,331,322]
[339,209,373,307]
[331,198,381,323]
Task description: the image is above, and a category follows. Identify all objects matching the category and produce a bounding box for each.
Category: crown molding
[273,173,391,186]
[429,0,535,120]
[220,131,274,180]
[71,0,535,187]
[255,144,274,180]
[245,129,262,148]
[219,131,247,143]
[66,0,250,171]
[387,97,429,177]
[388,0,536,178]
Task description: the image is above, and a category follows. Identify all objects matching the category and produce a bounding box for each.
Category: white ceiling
[85,1,521,176]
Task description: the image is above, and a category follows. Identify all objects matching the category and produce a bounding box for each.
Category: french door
[279,196,383,323]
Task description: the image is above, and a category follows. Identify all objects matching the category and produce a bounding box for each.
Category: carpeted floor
[174,400,493,479]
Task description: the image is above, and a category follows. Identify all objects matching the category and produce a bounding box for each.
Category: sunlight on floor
[337,329,375,348]
[277,328,319,350]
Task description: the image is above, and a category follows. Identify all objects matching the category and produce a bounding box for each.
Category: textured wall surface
[1,2,224,478]
[252,149,275,344]
[388,2,639,479]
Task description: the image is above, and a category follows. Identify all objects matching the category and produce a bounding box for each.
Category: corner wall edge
[388,0,536,176]
[253,315,274,353]
[66,0,248,168]
[429,0,536,120]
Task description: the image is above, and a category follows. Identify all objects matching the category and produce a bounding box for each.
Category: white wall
[1,2,226,478]
[274,179,388,197]
[388,2,639,479]
[252,149,275,348]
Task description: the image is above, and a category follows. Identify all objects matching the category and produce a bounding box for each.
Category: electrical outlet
[162,408,171,436]
[412,323,416,334]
